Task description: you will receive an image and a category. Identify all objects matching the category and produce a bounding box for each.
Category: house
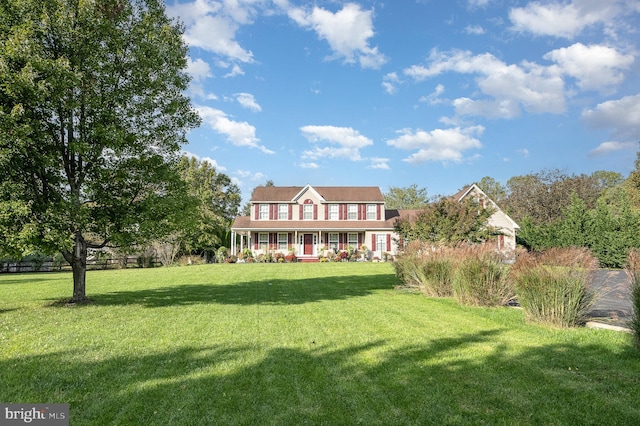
[231,185,398,261]
[230,184,518,261]
[452,184,519,251]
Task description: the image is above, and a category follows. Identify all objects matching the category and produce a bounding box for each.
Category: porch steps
[298,257,319,263]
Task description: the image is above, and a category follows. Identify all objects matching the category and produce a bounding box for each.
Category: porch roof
[232,216,396,232]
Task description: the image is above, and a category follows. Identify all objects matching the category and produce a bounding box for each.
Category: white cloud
[544,43,634,91]
[197,106,274,154]
[186,57,214,98]
[368,157,390,170]
[235,93,262,112]
[582,93,640,140]
[404,49,565,118]
[509,0,625,39]
[382,72,401,95]
[299,162,320,169]
[589,141,638,156]
[187,57,212,81]
[468,0,490,7]
[288,3,387,69]
[182,150,226,172]
[387,126,484,164]
[464,25,485,35]
[167,0,255,64]
[419,84,445,105]
[300,125,373,161]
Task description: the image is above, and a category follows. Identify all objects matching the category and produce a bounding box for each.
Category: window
[303,204,313,220]
[366,204,377,220]
[328,233,339,252]
[259,204,269,220]
[348,233,358,249]
[278,233,288,251]
[328,204,338,220]
[376,234,387,252]
[258,233,268,248]
[278,204,288,220]
[347,204,357,220]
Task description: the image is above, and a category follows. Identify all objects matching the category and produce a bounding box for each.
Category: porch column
[231,231,236,256]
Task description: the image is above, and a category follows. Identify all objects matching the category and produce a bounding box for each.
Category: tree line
[386,151,640,268]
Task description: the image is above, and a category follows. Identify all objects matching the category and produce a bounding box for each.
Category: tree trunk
[64,231,89,303]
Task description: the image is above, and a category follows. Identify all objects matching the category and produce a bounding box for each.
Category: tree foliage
[394,197,499,246]
[476,177,507,206]
[176,156,240,258]
[504,169,601,224]
[384,184,429,210]
[0,0,200,301]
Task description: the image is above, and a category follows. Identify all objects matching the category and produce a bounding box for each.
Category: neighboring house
[451,184,520,251]
[230,184,518,261]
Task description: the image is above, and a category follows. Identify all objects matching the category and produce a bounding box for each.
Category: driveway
[588,269,634,329]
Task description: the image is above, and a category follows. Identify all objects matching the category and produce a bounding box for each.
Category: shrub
[393,242,454,297]
[626,249,640,348]
[512,247,598,327]
[452,246,513,307]
[215,247,228,263]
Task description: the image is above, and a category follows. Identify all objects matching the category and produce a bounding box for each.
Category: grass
[1,263,639,425]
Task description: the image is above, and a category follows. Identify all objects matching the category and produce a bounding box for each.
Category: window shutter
[288,233,292,245]
[269,204,274,220]
[254,205,259,219]
[299,205,303,218]
[325,204,329,219]
[371,234,377,251]
[254,233,258,249]
[386,234,391,251]
[358,233,362,246]
[313,205,318,220]
[377,205,381,220]
[288,204,292,220]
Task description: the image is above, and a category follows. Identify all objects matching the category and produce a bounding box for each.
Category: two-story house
[230,184,519,261]
[230,185,398,261]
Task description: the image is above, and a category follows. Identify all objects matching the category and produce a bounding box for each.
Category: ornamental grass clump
[393,241,454,297]
[512,247,598,327]
[452,245,514,307]
[626,249,640,349]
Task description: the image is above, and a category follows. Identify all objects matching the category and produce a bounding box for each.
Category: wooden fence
[0,256,162,273]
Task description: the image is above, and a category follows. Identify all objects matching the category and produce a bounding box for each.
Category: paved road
[588,269,634,329]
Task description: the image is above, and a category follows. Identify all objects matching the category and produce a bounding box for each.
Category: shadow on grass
[88,274,399,307]
[1,329,639,425]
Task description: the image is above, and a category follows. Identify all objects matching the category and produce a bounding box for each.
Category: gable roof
[455,184,519,229]
[251,185,384,203]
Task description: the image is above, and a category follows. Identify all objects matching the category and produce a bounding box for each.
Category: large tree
[0,0,200,301]
[177,156,241,259]
[504,169,601,224]
[384,184,429,210]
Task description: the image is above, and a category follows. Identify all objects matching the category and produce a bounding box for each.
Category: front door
[304,234,313,255]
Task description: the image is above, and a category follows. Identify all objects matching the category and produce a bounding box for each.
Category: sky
[165,0,640,202]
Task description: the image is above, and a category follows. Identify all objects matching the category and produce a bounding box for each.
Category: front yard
[1,263,639,424]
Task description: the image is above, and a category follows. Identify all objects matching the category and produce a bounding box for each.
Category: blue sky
[166,0,640,201]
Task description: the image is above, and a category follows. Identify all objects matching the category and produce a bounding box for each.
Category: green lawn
[1,263,639,425]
